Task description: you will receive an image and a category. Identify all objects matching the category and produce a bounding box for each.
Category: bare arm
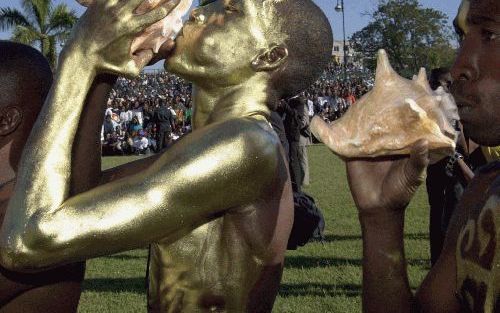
[345,141,461,313]
[0,41,280,270]
[0,0,281,271]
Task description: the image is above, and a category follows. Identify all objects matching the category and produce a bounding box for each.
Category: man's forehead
[454,0,500,35]
[469,0,500,10]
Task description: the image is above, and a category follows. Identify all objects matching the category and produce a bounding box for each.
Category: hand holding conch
[74,0,192,76]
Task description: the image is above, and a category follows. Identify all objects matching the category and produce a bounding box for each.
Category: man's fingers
[310,116,332,148]
[403,140,429,188]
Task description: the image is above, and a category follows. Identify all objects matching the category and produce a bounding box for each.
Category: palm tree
[0,0,77,70]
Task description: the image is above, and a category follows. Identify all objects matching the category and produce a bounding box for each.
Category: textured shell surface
[311,49,458,163]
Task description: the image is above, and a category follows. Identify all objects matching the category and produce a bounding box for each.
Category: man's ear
[251,44,289,72]
[0,107,23,136]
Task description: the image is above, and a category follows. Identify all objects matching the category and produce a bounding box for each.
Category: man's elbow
[0,221,57,272]
[0,238,39,272]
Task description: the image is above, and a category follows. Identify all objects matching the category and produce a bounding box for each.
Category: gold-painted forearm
[1,95,279,271]
[0,46,97,270]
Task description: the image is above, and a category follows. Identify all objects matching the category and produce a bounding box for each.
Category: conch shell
[76,0,193,53]
[311,49,459,163]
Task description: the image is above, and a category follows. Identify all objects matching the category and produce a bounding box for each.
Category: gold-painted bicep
[6,118,280,270]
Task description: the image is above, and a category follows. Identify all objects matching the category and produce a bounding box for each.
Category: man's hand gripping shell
[68,0,180,77]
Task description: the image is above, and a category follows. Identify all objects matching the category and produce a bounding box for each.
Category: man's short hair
[272,0,333,99]
[0,41,52,113]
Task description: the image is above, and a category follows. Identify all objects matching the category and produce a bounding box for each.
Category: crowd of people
[304,63,372,122]
[100,62,373,155]
[101,72,192,155]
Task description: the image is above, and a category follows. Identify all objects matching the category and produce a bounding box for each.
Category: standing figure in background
[283,95,305,192]
[153,100,174,151]
[425,67,472,265]
[298,92,311,187]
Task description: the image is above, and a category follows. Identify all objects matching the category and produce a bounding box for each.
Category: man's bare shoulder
[207,115,283,163]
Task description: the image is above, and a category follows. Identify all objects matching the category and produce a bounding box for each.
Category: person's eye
[482,29,499,42]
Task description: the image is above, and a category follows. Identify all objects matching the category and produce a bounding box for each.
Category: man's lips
[453,94,476,109]
[454,98,475,121]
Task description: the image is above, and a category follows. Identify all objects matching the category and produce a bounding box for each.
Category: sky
[1,0,462,69]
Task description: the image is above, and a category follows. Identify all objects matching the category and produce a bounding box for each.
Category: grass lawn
[78,145,431,312]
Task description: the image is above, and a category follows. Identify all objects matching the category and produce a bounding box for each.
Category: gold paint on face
[166,0,286,87]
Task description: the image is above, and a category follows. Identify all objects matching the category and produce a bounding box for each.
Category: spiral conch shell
[76,0,193,53]
[311,49,459,163]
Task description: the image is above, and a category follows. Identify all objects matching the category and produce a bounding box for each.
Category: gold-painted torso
[146,114,292,313]
[148,213,261,312]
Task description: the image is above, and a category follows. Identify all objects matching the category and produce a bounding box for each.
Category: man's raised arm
[0,0,280,272]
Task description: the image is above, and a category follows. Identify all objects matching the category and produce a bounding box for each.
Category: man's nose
[450,39,479,83]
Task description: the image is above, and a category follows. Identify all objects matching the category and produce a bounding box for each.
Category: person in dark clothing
[425,68,478,266]
[281,95,307,192]
[153,101,175,152]
[269,110,289,158]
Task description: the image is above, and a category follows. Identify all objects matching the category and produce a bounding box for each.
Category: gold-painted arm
[0,0,246,272]
[1,108,279,271]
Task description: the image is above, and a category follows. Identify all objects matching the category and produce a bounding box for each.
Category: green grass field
[78,145,431,312]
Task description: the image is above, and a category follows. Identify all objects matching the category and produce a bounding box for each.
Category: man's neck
[0,140,15,187]
[191,74,272,129]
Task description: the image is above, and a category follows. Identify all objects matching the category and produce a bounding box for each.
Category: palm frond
[22,0,51,32]
[47,4,77,34]
[0,8,32,31]
[11,24,42,46]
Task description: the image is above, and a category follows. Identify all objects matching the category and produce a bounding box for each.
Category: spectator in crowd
[128,116,143,134]
[103,114,118,137]
[153,100,175,151]
[298,92,311,186]
[282,95,308,192]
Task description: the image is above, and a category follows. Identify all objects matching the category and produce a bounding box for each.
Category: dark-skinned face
[450,0,500,146]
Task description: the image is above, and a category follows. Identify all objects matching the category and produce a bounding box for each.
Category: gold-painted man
[0,0,333,312]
